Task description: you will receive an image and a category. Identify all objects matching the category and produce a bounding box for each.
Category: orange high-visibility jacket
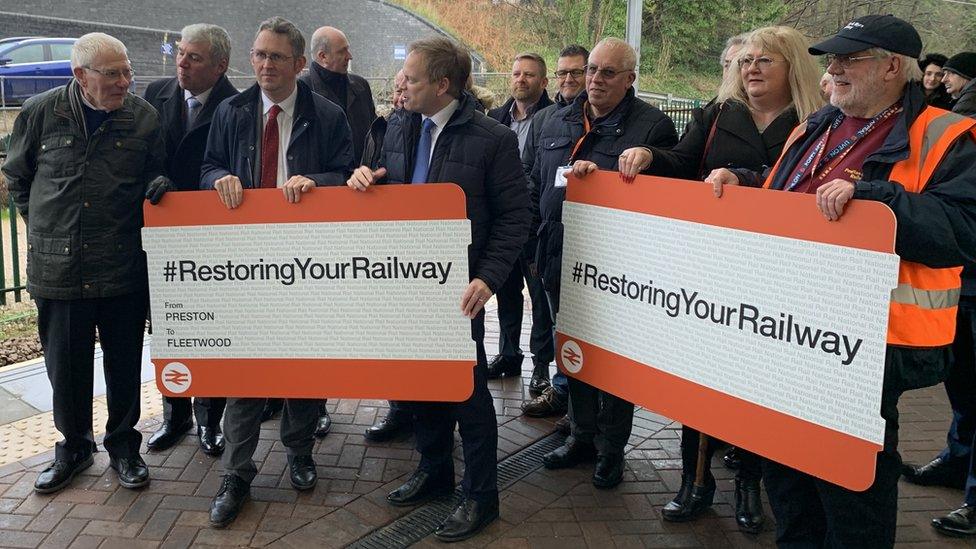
[764,106,976,347]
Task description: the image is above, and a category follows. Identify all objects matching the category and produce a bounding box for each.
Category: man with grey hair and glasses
[201,16,354,528]
[3,32,168,494]
[143,23,239,457]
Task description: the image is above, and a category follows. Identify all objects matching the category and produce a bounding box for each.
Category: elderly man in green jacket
[3,32,168,495]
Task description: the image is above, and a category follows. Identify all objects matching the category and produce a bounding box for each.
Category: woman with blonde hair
[616,25,823,534]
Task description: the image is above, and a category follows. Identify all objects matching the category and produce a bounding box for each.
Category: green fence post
[9,201,21,303]
[0,200,6,306]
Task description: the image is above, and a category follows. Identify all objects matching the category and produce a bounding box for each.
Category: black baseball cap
[809,14,922,58]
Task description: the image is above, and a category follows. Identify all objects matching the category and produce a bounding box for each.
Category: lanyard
[568,106,592,162]
[787,104,901,191]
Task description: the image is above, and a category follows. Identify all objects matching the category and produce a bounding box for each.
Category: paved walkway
[0,300,970,547]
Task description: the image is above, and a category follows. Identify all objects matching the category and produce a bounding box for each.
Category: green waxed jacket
[2,80,164,299]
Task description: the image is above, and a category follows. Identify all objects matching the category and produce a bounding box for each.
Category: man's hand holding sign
[346,166,494,320]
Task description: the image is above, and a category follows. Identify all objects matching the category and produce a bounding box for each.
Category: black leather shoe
[34,455,94,494]
[902,456,967,489]
[734,478,764,533]
[434,496,499,542]
[592,454,624,488]
[210,475,250,528]
[528,361,551,397]
[486,353,523,379]
[260,399,284,423]
[662,474,716,522]
[933,504,976,537]
[521,386,567,418]
[109,456,150,489]
[146,419,193,452]
[554,414,571,435]
[365,412,413,442]
[543,441,597,470]
[198,425,224,457]
[314,411,332,438]
[289,455,317,491]
[387,469,454,507]
[723,447,741,470]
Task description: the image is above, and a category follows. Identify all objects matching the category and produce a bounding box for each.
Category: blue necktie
[186,96,202,131]
[411,118,436,184]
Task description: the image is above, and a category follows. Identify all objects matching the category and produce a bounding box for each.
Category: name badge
[554,165,572,188]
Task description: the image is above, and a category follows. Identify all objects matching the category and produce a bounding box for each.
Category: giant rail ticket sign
[143,185,474,401]
[556,171,899,490]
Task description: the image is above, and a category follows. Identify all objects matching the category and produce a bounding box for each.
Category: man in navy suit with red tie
[199,16,353,529]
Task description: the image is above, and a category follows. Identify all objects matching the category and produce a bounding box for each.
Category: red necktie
[260,104,282,188]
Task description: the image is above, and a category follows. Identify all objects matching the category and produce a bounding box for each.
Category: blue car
[0,37,77,104]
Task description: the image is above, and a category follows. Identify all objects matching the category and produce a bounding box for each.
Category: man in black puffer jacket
[531,37,678,490]
[347,36,530,542]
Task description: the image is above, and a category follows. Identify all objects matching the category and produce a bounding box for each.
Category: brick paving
[0,302,972,547]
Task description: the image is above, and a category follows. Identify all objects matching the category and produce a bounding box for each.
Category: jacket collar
[718,100,796,156]
[774,83,927,189]
[158,75,236,134]
[498,90,553,123]
[55,79,137,133]
[230,79,318,122]
[563,87,636,131]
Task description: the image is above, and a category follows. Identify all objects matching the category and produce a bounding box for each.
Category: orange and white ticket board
[143,184,475,401]
[556,171,899,491]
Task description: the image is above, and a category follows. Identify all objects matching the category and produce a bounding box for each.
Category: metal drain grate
[350,431,567,549]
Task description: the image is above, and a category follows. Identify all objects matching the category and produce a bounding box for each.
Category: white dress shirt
[261,86,298,187]
[422,98,460,164]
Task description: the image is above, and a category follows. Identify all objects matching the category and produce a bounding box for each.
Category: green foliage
[640,0,788,77]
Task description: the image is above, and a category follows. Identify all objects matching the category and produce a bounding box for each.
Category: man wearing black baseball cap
[707,14,976,547]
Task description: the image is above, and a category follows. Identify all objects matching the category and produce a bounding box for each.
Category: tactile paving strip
[0,380,165,466]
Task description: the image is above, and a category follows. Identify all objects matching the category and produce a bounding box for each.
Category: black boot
[486,353,523,379]
[528,360,551,397]
[662,474,715,522]
[734,478,764,534]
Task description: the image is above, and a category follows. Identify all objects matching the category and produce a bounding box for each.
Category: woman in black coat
[618,26,824,534]
[919,53,954,111]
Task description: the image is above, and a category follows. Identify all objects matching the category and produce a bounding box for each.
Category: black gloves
[145,175,176,205]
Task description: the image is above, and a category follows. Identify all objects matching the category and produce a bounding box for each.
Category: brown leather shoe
[521,386,567,418]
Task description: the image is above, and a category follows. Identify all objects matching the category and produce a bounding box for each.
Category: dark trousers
[388,400,411,420]
[567,376,634,456]
[222,397,319,483]
[35,290,148,461]
[764,345,950,548]
[680,427,761,482]
[162,396,225,429]
[939,296,976,505]
[494,249,554,364]
[411,341,497,503]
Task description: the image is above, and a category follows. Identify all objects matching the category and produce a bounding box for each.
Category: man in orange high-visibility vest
[707,14,976,548]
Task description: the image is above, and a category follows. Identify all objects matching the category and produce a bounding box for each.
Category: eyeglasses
[824,54,878,69]
[738,56,779,70]
[84,66,134,81]
[585,65,633,79]
[250,49,294,65]
[555,69,585,79]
